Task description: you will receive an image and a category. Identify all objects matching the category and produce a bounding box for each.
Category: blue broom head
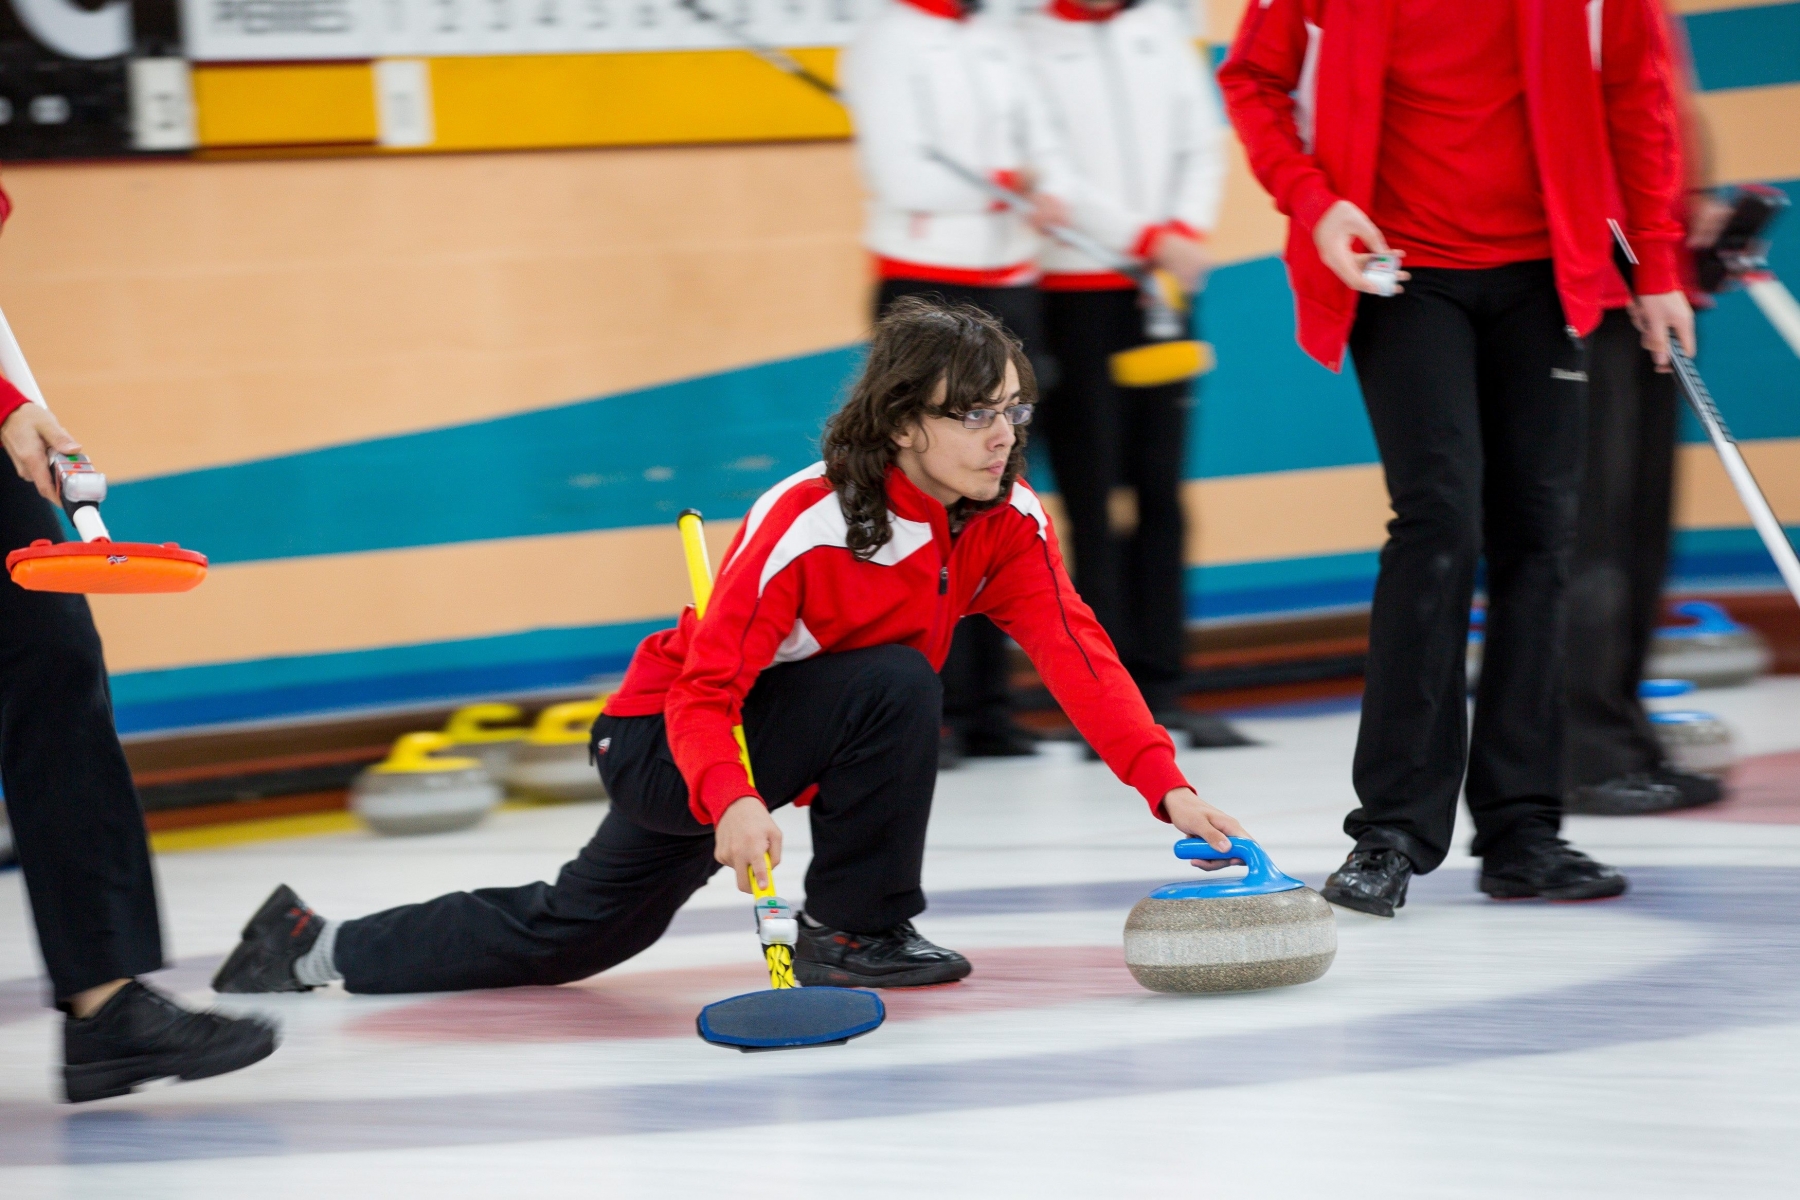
[697,986,885,1052]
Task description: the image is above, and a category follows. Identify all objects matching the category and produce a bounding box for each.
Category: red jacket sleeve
[1601,0,1687,295]
[973,503,1191,818]
[663,501,808,826]
[1217,0,1339,236]
[0,374,30,428]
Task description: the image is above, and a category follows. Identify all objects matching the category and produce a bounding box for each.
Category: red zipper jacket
[1218,0,1686,370]
[605,463,1192,826]
[0,180,28,429]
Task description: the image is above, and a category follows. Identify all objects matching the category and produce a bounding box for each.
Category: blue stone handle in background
[1153,836,1307,899]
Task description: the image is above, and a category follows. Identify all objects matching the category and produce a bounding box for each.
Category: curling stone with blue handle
[1124,838,1336,993]
[503,698,609,803]
[441,702,530,775]
[1647,601,1771,688]
[1641,679,1738,778]
[352,732,502,836]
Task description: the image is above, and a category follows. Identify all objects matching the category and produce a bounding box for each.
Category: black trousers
[875,278,1048,732]
[0,468,163,1002]
[1040,288,1190,711]
[1346,261,1587,872]
[335,645,942,994]
[1564,308,1678,786]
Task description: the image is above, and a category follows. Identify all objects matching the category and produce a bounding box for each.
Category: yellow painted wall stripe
[149,810,363,854]
[1699,82,1800,183]
[91,442,1800,678]
[194,64,379,148]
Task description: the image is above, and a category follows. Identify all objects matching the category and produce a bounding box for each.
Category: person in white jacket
[1022,0,1244,748]
[841,0,1077,763]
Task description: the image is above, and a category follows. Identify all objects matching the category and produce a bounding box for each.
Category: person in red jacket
[212,298,1246,996]
[1218,0,1693,917]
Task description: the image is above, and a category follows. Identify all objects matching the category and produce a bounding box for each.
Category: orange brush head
[6,538,208,595]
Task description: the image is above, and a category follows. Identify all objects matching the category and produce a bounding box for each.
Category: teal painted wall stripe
[1684,5,1800,92]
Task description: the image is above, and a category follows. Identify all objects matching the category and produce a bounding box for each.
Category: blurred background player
[1564,9,1729,817]
[1022,0,1247,750]
[840,0,1076,764]
[0,197,278,1100]
[1221,0,1691,916]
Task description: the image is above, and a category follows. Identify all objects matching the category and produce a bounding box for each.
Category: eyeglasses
[952,404,1034,431]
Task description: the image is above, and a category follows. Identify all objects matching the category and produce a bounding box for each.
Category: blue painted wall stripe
[1684,5,1800,93]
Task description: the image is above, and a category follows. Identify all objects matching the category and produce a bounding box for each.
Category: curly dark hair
[821,296,1036,560]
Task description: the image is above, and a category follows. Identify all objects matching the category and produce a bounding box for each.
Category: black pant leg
[741,645,943,931]
[1466,263,1586,854]
[0,469,163,1002]
[1041,290,1132,643]
[1345,272,1486,872]
[1564,309,1668,785]
[876,280,1046,732]
[1121,366,1192,710]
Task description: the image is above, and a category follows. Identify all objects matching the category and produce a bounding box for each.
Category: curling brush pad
[7,539,207,594]
[697,986,885,1052]
[1109,340,1214,388]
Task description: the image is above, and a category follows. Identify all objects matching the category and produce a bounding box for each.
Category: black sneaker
[1155,710,1256,750]
[1321,847,1414,918]
[1479,836,1628,901]
[63,980,278,1103]
[795,918,972,988]
[211,884,323,994]
[960,720,1039,758]
[1566,773,1687,815]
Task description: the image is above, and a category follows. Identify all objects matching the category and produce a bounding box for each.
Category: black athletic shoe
[1479,836,1628,901]
[1155,710,1256,750]
[794,918,972,988]
[959,720,1039,758]
[1321,847,1414,918]
[1567,773,1687,815]
[63,980,278,1103]
[211,884,323,994]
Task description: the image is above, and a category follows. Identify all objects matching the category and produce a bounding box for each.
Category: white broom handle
[1670,349,1800,607]
[1745,275,1800,362]
[0,304,48,407]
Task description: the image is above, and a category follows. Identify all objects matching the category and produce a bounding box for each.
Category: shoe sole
[1479,875,1629,902]
[1320,887,1404,919]
[793,959,972,989]
[63,1028,278,1104]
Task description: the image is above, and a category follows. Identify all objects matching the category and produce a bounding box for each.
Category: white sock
[294,920,342,987]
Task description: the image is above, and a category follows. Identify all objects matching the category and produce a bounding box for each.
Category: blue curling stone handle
[1149,836,1306,900]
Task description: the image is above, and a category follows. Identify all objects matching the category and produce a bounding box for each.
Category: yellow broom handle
[676,510,754,787]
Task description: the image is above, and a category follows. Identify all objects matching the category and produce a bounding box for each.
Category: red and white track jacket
[840,0,1077,283]
[1022,0,1228,286]
[605,463,1191,826]
[0,181,27,430]
[1218,0,1686,370]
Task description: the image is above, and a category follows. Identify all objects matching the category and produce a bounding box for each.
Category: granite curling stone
[1641,679,1738,778]
[441,702,530,776]
[503,698,609,803]
[351,732,502,836]
[1125,837,1336,994]
[1647,601,1771,689]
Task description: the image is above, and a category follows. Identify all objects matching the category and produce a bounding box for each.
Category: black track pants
[0,467,163,1003]
[1346,261,1586,872]
[1563,308,1678,786]
[334,645,943,994]
[875,279,1048,732]
[1040,288,1190,710]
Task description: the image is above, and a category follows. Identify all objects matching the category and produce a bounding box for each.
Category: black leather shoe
[795,918,972,988]
[1479,837,1627,901]
[1155,710,1256,750]
[1321,847,1414,917]
[960,720,1039,758]
[1566,773,1687,815]
[1650,767,1724,809]
[211,884,323,994]
[63,981,278,1103]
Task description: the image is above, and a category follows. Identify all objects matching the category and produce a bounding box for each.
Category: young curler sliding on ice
[212,297,1245,996]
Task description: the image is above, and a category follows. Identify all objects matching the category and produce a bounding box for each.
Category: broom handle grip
[0,305,48,407]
